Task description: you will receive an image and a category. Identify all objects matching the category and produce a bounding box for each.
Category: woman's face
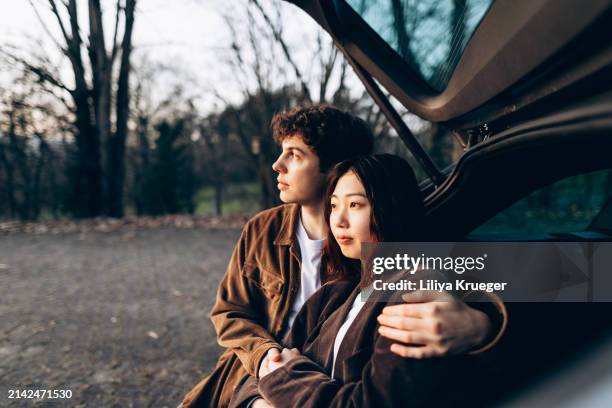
[330,171,374,259]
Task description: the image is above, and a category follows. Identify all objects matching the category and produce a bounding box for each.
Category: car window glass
[471,169,612,234]
[345,0,494,91]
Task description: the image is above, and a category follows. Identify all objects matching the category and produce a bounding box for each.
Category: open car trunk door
[286,0,612,183]
[288,0,612,126]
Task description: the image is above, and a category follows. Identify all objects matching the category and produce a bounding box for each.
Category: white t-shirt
[284,216,325,332]
[331,288,372,378]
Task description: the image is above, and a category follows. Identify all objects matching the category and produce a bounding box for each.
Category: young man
[180,105,506,408]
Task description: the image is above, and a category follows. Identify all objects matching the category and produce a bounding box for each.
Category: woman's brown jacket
[181,204,506,408]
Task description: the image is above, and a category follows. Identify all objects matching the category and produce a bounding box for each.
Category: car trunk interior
[425,93,612,239]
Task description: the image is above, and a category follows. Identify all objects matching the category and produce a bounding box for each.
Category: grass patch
[196,182,262,216]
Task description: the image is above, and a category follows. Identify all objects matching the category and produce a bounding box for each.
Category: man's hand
[376,291,491,358]
[252,398,273,408]
[258,348,282,378]
[262,348,301,377]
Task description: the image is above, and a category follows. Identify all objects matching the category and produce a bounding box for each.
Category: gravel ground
[0,227,241,407]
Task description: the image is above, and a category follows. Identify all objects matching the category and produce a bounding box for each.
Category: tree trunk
[72,86,104,218]
[258,156,277,209]
[451,0,468,51]
[134,115,149,214]
[428,123,453,169]
[31,135,47,220]
[9,110,33,220]
[63,0,105,218]
[107,0,136,217]
[214,182,223,216]
[390,0,418,69]
[89,0,112,214]
[0,141,17,218]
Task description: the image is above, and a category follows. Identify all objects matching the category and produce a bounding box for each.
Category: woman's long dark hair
[322,154,426,284]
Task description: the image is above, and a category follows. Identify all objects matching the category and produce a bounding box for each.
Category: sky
[0,0,327,114]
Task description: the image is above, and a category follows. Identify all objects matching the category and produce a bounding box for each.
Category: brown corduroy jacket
[181,204,507,408]
[181,204,308,407]
[229,278,504,408]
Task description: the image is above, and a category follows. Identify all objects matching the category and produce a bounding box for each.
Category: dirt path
[0,227,241,407]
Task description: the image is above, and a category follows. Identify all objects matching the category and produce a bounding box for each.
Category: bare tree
[126,55,204,215]
[212,0,390,208]
[0,73,67,220]
[4,0,137,217]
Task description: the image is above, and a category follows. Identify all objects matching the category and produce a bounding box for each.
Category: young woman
[230,154,505,408]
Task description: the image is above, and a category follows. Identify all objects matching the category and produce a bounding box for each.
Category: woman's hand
[258,348,283,378]
[376,291,491,358]
[252,398,274,408]
[261,348,302,377]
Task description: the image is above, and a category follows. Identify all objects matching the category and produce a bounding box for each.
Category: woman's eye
[330,203,337,209]
[349,202,361,208]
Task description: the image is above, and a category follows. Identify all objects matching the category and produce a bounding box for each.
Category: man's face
[271,135,327,205]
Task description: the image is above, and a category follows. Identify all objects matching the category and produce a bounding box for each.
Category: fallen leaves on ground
[0,214,250,235]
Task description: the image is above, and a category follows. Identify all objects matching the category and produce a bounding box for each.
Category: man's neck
[300,200,327,240]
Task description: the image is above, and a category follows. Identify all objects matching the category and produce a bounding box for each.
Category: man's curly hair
[271,105,374,172]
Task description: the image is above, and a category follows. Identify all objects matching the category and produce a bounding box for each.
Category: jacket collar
[274,203,301,245]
